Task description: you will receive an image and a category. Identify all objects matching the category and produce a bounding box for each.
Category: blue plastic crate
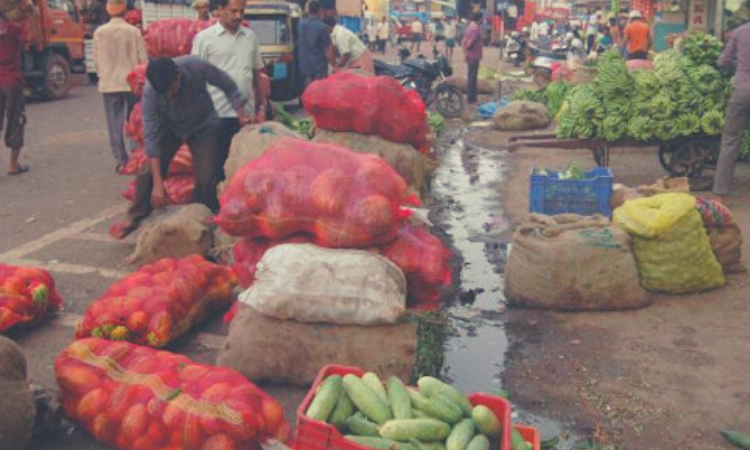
[529,167,614,217]
[339,16,362,34]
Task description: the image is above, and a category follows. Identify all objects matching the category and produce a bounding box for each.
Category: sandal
[109,221,139,240]
[8,165,29,175]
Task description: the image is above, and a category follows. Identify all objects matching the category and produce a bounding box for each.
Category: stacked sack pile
[119,18,209,205]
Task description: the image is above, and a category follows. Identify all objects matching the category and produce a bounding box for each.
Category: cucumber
[346,415,381,437]
[465,434,490,450]
[721,429,750,450]
[409,439,447,450]
[378,419,452,442]
[344,374,393,424]
[511,427,530,450]
[387,376,413,420]
[417,377,474,417]
[472,405,502,436]
[363,372,389,403]
[345,435,417,450]
[306,375,343,422]
[412,409,428,419]
[446,419,476,450]
[408,389,462,425]
[328,391,355,431]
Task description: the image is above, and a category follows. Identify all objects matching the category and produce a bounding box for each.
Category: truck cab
[244,1,303,102]
[21,0,85,100]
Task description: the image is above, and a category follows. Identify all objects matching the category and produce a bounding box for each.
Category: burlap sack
[708,224,745,274]
[240,244,407,325]
[444,76,495,95]
[221,122,301,192]
[0,337,35,450]
[312,130,436,194]
[505,213,650,311]
[493,101,550,131]
[217,306,416,386]
[611,177,690,210]
[126,204,214,265]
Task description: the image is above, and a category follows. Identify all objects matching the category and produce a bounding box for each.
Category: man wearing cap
[192,0,210,21]
[623,10,650,60]
[93,0,147,172]
[111,56,250,239]
[192,0,265,181]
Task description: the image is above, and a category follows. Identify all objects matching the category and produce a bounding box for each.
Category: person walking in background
[192,0,265,182]
[192,0,210,21]
[713,5,750,201]
[462,12,483,105]
[0,12,29,175]
[608,16,622,50]
[93,0,147,173]
[530,20,539,40]
[623,10,650,60]
[586,12,600,52]
[434,18,444,46]
[298,1,332,89]
[444,16,457,59]
[111,57,250,239]
[410,18,423,51]
[324,17,375,74]
[367,19,377,50]
[376,16,389,54]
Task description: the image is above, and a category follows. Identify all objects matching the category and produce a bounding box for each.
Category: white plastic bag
[240,244,407,325]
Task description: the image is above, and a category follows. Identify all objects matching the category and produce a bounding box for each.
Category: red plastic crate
[295,364,512,450]
[515,425,541,450]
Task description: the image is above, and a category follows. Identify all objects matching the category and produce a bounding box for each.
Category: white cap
[629,10,642,19]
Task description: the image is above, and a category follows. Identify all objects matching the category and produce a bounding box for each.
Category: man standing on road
[93,0,147,173]
[410,19,424,52]
[586,12,599,52]
[623,10,650,60]
[376,15,389,54]
[0,13,28,175]
[298,1,331,90]
[462,12,483,105]
[111,57,249,239]
[444,16,457,59]
[192,0,265,181]
[714,5,750,202]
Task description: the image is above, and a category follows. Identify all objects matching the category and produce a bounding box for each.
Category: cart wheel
[658,143,676,172]
[592,147,610,167]
[667,141,714,177]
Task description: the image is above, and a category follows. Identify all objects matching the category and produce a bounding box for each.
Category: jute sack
[220,122,301,193]
[217,305,416,386]
[493,101,550,131]
[708,224,745,274]
[127,204,214,265]
[312,130,436,194]
[504,213,650,311]
[0,336,35,450]
[240,244,407,325]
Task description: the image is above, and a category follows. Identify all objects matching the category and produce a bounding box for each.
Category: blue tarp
[476,98,508,119]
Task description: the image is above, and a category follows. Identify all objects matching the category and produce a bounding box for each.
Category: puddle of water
[429,130,509,394]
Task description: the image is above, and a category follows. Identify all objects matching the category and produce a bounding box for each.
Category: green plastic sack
[614,193,725,294]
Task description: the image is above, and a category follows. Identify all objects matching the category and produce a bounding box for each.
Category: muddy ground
[465,124,750,450]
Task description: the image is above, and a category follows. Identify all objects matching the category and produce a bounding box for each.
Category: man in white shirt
[410,19,424,51]
[93,0,147,172]
[324,17,375,74]
[376,16,389,54]
[586,12,600,52]
[530,20,539,40]
[192,0,264,181]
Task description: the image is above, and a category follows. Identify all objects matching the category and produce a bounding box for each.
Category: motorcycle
[374,46,465,119]
[528,37,586,87]
[504,32,526,67]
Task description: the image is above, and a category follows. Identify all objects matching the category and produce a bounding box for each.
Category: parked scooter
[504,31,526,67]
[528,36,585,87]
[374,46,465,118]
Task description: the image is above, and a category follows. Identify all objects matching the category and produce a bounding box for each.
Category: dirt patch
[493,132,750,450]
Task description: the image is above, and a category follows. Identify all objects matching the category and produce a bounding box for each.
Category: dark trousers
[377,38,387,54]
[627,50,648,60]
[217,118,241,181]
[128,123,220,224]
[586,34,596,53]
[714,87,750,195]
[467,61,480,104]
[103,92,138,166]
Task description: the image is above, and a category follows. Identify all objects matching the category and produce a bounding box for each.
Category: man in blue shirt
[111,56,249,239]
[297,1,331,89]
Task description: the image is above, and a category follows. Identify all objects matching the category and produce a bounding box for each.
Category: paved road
[1,85,308,449]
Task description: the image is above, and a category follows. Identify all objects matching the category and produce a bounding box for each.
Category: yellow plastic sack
[614,193,725,294]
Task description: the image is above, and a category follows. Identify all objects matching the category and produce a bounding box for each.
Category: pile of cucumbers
[305,372,533,450]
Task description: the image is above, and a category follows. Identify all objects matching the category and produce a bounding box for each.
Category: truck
[21,0,85,100]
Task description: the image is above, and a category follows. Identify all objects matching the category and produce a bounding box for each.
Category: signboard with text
[688,0,707,31]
